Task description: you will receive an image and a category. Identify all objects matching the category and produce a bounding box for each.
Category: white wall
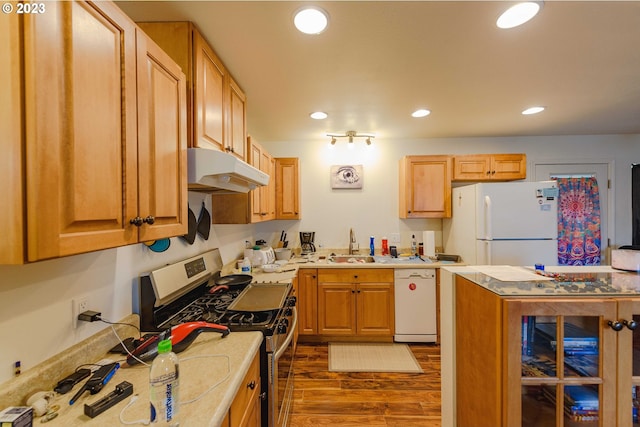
[0,192,254,384]
[258,134,640,252]
[1,133,639,385]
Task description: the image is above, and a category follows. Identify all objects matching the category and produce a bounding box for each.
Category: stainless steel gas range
[134,249,296,427]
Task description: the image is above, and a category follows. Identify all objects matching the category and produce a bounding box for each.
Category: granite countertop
[456,265,640,297]
[287,254,462,269]
[37,331,262,427]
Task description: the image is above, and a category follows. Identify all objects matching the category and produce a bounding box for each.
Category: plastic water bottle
[241,257,251,274]
[369,236,375,256]
[149,339,179,426]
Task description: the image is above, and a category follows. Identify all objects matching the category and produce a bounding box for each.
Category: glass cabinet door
[617,299,640,426]
[504,299,617,427]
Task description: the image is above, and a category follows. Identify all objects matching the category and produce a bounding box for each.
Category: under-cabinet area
[455,272,640,427]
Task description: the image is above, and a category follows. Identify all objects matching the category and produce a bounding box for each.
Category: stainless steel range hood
[187,148,269,193]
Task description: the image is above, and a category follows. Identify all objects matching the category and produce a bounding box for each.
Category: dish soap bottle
[150,339,179,426]
[241,257,251,274]
[411,234,417,254]
[369,236,375,256]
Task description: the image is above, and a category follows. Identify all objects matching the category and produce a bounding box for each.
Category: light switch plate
[390,233,400,243]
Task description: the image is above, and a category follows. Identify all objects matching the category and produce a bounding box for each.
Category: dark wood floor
[290,342,442,427]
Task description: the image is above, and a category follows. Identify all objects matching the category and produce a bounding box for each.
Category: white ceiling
[117,1,640,143]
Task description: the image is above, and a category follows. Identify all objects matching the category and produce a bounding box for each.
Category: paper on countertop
[470,265,553,281]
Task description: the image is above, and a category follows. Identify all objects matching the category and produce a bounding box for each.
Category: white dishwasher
[394,269,437,343]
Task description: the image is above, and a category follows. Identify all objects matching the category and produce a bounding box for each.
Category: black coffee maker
[300,232,316,254]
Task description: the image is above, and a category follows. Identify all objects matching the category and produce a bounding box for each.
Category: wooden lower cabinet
[317,269,394,338]
[297,269,318,336]
[456,275,640,427]
[228,351,261,427]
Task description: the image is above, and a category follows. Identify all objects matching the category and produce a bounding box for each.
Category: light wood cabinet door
[23,1,139,261]
[1,11,24,263]
[276,158,300,220]
[194,29,226,151]
[248,137,275,222]
[259,149,275,221]
[135,29,188,242]
[318,283,357,335]
[228,76,247,159]
[453,153,526,181]
[357,283,394,335]
[399,155,452,218]
[298,269,318,335]
[229,351,261,427]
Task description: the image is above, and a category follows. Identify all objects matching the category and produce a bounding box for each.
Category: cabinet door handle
[248,380,256,390]
[624,319,638,330]
[143,215,155,225]
[130,217,143,227]
[608,320,623,331]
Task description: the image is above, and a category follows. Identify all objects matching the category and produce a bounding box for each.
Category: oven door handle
[274,307,297,361]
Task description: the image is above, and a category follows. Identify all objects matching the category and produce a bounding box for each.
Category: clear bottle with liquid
[150,339,180,426]
[411,234,417,254]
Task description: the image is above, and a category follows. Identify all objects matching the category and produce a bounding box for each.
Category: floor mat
[328,342,423,373]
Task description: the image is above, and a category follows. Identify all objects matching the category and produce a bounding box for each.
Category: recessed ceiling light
[412,109,431,118]
[522,106,545,115]
[497,2,542,29]
[294,7,329,35]
[310,111,328,120]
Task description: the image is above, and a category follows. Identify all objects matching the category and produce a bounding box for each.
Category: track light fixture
[326,130,375,145]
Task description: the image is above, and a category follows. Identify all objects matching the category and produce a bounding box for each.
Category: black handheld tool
[69,362,119,405]
[54,368,91,394]
[84,381,133,418]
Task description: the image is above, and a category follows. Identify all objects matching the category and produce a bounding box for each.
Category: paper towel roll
[423,231,435,257]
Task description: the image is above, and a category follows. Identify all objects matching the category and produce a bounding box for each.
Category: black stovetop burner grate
[160,283,279,331]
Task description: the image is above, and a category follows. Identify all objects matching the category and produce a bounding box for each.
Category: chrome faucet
[349,228,359,255]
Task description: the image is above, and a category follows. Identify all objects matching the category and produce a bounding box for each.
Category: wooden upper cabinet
[453,153,526,181]
[228,76,247,159]
[137,22,247,160]
[249,137,275,222]
[1,2,187,264]
[399,155,452,218]
[135,29,188,242]
[276,158,300,220]
[23,1,140,262]
[194,29,226,151]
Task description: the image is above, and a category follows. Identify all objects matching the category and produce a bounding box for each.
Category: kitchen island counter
[439,264,637,427]
[31,330,263,427]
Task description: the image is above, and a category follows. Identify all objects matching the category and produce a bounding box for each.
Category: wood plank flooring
[290,343,441,427]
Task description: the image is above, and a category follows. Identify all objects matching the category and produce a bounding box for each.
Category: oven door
[268,307,297,427]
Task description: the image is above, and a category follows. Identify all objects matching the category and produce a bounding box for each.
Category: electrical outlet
[390,233,401,244]
[73,297,89,328]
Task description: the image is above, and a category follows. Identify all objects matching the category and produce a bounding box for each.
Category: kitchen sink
[328,255,375,263]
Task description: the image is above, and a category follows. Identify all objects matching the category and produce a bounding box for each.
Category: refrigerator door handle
[484,195,492,240]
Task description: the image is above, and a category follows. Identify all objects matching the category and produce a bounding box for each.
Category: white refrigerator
[443,181,559,266]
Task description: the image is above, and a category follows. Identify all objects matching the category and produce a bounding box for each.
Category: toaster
[251,247,275,266]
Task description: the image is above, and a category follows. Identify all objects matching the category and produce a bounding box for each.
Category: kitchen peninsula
[441,265,640,427]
